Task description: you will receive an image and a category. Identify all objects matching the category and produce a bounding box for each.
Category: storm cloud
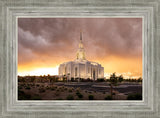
[18,18,142,76]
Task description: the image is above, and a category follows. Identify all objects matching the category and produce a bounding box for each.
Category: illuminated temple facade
[58,32,104,81]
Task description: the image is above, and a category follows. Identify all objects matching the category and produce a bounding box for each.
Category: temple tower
[76,31,86,60]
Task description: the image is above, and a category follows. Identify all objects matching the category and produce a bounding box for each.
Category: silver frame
[0,0,159,118]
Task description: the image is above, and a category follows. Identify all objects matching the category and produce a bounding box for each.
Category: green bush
[76,92,83,98]
[127,93,142,100]
[66,95,74,100]
[97,78,105,82]
[112,93,115,95]
[71,77,74,82]
[51,87,55,91]
[105,95,112,100]
[88,95,94,100]
[68,89,72,92]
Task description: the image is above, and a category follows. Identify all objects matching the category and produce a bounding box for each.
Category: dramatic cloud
[18,18,142,77]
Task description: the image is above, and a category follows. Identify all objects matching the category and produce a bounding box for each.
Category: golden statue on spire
[76,31,86,60]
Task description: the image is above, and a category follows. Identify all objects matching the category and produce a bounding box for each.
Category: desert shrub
[105,95,112,100]
[112,93,115,95]
[127,93,142,100]
[88,91,92,94]
[76,87,80,92]
[87,78,91,82]
[88,95,94,100]
[25,86,31,90]
[97,78,105,82]
[58,87,62,90]
[76,91,80,95]
[71,77,74,82]
[66,95,74,100]
[76,93,83,98]
[68,89,72,92]
[64,88,68,90]
[55,92,60,96]
[46,86,50,89]
[39,88,45,93]
[31,95,42,100]
[56,89,60,92]
[76,90,79,93]
[51,87,55,91]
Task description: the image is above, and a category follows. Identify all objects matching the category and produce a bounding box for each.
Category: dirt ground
[18,82,142,100]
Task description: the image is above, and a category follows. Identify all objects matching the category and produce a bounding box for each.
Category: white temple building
[58,32,104,81]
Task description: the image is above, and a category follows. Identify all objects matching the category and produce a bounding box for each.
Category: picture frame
[0,0,159,118]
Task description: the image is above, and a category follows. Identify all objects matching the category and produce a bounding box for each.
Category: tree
[56,77,59,82]
[48,76,56,85]
[137,77,142,82]
[67,73,70,82]
[109,72,118,99]
[30,76,36,83]
[118,75,123,83]
[110,72,118,85]
[63,75,66,82]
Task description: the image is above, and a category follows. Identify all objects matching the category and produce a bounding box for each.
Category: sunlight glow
[18,66,59,76]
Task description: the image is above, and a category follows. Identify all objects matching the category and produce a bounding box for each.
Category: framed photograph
[18,17,142,101]
[0,0,159,118]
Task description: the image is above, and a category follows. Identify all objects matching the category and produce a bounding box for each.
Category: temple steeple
[76,31,86,60]
[79,31,83,48]
[80,31,82,40]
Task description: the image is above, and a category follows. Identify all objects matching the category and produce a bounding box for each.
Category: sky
[18,18,142,79]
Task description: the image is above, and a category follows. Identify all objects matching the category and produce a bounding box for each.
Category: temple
[58,32,104,81]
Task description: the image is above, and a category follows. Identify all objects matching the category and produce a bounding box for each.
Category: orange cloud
[18,18,142,78]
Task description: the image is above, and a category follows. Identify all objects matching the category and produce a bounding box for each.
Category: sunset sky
[18,18,142,79]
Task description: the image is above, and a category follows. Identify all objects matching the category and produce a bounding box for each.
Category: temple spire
[80,30,82,40]
[76,31,86,60]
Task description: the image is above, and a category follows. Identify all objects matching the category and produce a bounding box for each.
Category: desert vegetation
[18,73,142,100]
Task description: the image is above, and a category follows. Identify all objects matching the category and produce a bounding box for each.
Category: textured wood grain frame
[0,0,159,118]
